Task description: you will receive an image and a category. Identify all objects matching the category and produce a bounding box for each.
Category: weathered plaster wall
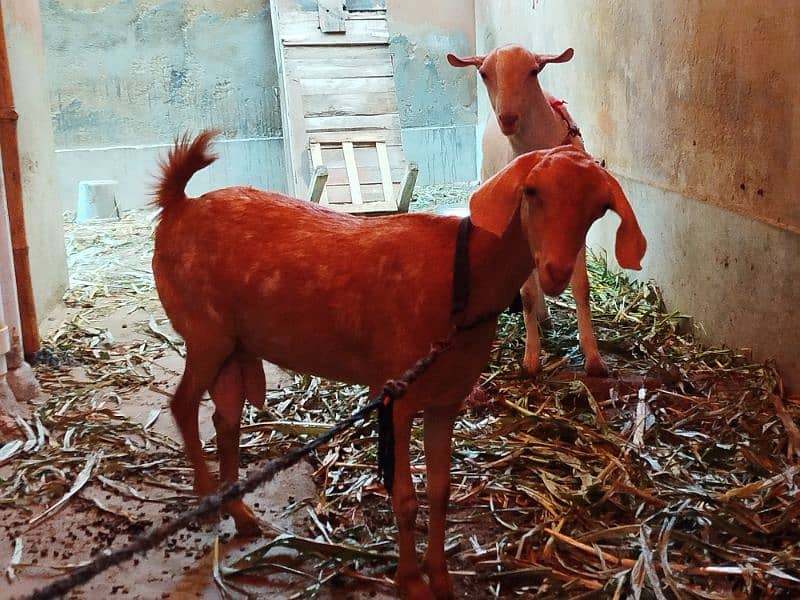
[2,0,68,321]
[43,0,479,205]
[387,0,477,183]
[476,1,800,390]
[40,0,286,210]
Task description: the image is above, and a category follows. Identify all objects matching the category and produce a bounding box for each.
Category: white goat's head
[448,44,574,136]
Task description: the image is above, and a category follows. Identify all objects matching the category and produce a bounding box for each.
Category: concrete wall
[387,0,478,184]
[476,1,800,391]
[41,0,480,209]
[2,0,68,321]
[40,0,286,210]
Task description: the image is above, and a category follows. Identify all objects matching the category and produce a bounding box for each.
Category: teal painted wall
[40,0,479,209]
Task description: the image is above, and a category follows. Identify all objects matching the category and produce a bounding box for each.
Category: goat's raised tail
[153,130,219,210]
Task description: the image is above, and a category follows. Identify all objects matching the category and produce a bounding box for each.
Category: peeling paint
[477,0,800,391]
[478,0,799,232]
[41,0,282,146]
[390,32,474,128]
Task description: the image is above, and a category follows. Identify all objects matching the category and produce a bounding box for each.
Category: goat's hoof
[233,516,262,538]
[423,556,455,599]
[396,573,435,600]
[432,585,456,600]
[521,355,542,377]
[230,503,262,538]
[584,356,609,377]
[427,570,455,599]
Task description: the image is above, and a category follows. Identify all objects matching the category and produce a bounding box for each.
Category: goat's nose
[498,112,519,130]
[545,263,572,286]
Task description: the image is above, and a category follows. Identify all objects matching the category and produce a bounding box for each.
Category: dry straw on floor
[1,197,798,598]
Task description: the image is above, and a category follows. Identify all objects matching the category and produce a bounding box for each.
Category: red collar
[549,98,582,146]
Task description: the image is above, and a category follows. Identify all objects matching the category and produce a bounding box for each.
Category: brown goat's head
[448,44,574,136]
[469,146,647,295]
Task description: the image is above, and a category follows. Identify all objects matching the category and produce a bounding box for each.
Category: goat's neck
[465,214,533,320]
[508,90,568,155]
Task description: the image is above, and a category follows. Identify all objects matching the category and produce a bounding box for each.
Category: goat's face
[448,45,574,136]
[469,147,647,295]
[521,151,614,294]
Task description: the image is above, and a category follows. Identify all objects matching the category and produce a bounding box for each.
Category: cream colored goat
[449,44,612,376]
[151,131,646,599]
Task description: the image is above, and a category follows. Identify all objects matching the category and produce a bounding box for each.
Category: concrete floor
[1,300,400,599]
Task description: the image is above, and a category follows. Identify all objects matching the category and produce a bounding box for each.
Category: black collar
[451,217,473,316]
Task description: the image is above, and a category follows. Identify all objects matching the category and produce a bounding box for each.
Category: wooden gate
[271,0,417,214]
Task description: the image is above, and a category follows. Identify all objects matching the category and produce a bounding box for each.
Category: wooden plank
[307,165,329,203]
[320,143,403,169]
[271,0,301,196]
[273,0,404,208]
[323,201,400,215]
[280,9,386,28]
[396,162,419,213]
[286,57,393,79]
[319,0,346,33]
[375,142,394,203]
[309,144,329,204]
[285,73,312,194]
[342,141,362,204]
[324,164,405,186]
[310,143,324,166]
[346,0,386,10]
[281,15,388,46]
[309,128,402,145]
[306,113,401,133]
[346,11,388,20]
[285,44,390,62]
[326,184,398,206]
[302,91,397,118]
[300,76,395,95]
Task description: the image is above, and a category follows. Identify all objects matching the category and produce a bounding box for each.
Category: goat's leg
[241,357,266,410]
[422,403,460,600]
[210,358,261,537]
[571,246,608,376]
[170,343,233,499]
[532,270,551,325]
[521,272,544,374]
[388,401,433,599]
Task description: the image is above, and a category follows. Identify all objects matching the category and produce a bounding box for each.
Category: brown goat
[151,131,646,599]
[449,44,612,377]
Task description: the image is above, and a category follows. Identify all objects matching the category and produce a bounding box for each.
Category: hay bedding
[0,194,798,599]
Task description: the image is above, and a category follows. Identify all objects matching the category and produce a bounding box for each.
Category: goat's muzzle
[539,262,572,296]
[498,112,520,135]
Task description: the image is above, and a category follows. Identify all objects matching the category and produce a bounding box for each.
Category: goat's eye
[479,70,488,80]
[523,186,537,197]
[529,68,539,77]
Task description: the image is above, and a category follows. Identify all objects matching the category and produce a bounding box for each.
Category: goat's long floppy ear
[539,48,574,66]
[469,151,545,237]
[447,53,485,68]
[604,172,647,270]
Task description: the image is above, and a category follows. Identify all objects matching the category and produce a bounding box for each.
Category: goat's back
[152,188,463,384]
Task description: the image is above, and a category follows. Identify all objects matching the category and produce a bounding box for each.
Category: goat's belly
[234,308,413,387]
[239,330,375,386]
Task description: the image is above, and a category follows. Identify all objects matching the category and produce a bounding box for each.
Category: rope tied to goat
[22,215,505,600]
[22,326,471,600]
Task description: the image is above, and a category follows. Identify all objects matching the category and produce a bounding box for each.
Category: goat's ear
[447,53,485,68]
[539,48,574,66]
[469,151,544,237]
[604,172,647,270]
